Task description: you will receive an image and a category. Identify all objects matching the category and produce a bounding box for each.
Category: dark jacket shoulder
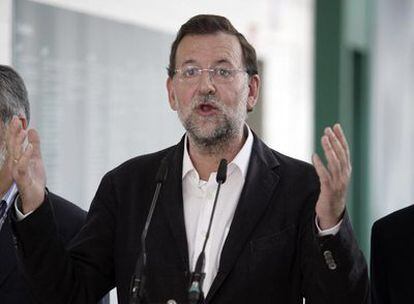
[372,204,414,240]
[256,137,319,191]
[274,150,318,180]
[106,145,175,180]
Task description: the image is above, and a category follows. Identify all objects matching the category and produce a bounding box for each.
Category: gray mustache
[192,94,221,109]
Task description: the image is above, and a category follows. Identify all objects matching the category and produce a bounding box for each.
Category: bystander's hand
[6,116,46,214]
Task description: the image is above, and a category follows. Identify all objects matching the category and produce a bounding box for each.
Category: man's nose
[198,70,216,95]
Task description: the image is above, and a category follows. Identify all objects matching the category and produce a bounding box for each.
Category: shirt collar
[182,125,254,180]
[1,183,18,208]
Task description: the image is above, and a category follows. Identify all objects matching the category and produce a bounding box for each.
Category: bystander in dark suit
[0,65,109,304]
[0,192,86,303]
[371,204,414,304]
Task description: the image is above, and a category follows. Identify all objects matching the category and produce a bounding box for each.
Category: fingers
[312,153,331,186]
[325,128,346,164]
[6,117,43,185]
[323,124,351,173]
[321,133,342,181]
[6,117,42,163]
[315,123,352,183]
[27,129,42,159]
[15,143,34,180]
[333,124,351,168]
[6,116,26,162]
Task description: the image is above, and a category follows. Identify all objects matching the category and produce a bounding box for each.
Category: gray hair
[0,65,30,124]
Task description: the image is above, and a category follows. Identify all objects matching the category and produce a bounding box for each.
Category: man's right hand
[6,116,46,214]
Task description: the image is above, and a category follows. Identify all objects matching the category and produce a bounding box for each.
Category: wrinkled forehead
[175,32,244,68]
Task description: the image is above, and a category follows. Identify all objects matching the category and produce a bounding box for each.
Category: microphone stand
[188,159,228,304]
[129,157,169,304]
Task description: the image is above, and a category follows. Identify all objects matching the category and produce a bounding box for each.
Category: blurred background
[0,0,413,302]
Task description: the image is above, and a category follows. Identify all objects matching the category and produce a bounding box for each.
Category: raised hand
[6,116,46,214]
[312,124,352,230]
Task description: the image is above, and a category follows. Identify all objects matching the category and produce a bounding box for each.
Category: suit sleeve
[12,174,117,304]
[48,192,87,246]
[300,190,369,303]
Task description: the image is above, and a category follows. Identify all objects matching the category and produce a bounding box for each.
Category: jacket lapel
[0,217,18,287]
[206,136,280,301]
[160,138,190,273]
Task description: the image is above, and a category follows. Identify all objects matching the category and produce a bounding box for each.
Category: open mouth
[197,103,218,115]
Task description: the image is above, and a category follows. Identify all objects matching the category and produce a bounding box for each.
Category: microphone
[129,156,169,304]
[188,159,228,304]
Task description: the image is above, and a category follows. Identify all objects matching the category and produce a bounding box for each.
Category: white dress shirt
[182,127,254,294]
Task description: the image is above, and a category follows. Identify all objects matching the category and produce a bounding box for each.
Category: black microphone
[129,156,169,304]
[188,159,228,304]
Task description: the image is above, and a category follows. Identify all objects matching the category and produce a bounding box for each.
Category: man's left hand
[312,124,352,230]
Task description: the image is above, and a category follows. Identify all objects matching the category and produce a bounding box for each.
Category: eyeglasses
[173,66,247,84]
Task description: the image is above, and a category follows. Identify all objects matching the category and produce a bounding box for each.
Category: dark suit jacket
[371,204,414,304]
[13,135,368,304]
[0,192,86,303]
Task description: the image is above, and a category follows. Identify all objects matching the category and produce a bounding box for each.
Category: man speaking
[8,15,368,304]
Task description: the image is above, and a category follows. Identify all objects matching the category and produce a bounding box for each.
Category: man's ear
[166,77,178,111]
[246,74,260,112]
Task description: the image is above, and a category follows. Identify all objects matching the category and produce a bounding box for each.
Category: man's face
[167,32,259,147]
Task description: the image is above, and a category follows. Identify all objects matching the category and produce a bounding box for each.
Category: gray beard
[185,116,240,155]
[180,95,246,155]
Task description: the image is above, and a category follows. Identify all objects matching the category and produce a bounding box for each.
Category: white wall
[370,0,414,222]
[0,0,12,64]
[260,0,314,161]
